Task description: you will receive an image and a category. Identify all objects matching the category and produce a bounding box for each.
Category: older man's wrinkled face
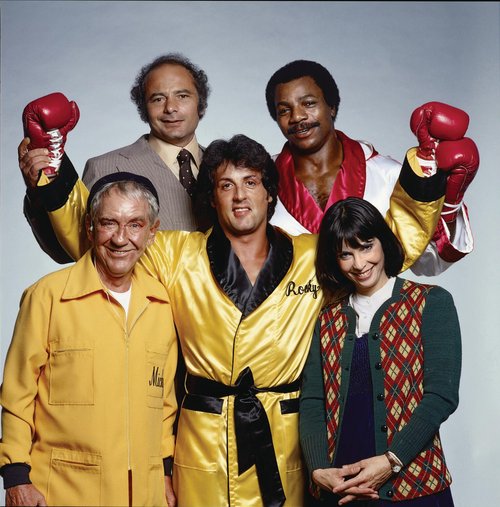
[88,188,158,291]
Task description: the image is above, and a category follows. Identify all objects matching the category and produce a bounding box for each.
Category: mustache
[287,121,320,135]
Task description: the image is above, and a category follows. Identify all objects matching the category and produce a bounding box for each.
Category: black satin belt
[186,367,301,507]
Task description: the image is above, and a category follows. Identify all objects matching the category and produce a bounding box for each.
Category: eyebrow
[149,88,193,98]
[276,93,318,106]
[218,173,261,183]
[98,215,147,222]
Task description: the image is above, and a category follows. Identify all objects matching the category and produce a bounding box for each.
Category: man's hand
[332,455,393,505]
[18,137,51,188]
[6,484,47,506]
[164,475,176,507]
[312,465,378,501]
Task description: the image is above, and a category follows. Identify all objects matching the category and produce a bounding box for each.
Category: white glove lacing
[46,129,64,177]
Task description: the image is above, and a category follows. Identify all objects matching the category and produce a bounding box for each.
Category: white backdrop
[1,1,499,505]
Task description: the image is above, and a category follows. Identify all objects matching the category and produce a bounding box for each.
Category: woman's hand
[312,465,379,501]
[332,454,393,504]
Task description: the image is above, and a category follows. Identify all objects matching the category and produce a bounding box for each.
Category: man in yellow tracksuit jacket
[0,174,177,507]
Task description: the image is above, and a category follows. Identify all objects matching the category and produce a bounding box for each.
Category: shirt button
[375,362,382,370]
[381,425,388,432]
[372,332,379,340]
[387,490,394,498]
[377,393,384,401]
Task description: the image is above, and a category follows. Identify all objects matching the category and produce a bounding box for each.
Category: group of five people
[0,55,475,506]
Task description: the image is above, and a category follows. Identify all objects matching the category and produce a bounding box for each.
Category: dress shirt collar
[148,133,201,178]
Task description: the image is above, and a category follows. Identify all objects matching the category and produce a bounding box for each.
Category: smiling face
[273,75,336,154]
[87,188,158,292]
[211,162,272,240]
[337,237,389,296]
[145,63,200,146]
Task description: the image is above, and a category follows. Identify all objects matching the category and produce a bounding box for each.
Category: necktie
[177,149,196,198]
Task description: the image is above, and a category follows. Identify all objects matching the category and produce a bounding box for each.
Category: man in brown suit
[19,53,210,262]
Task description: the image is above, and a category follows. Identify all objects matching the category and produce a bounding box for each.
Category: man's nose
[233,184,246,201]
[290,105,307,123]
[164,97,178,113]
[112,225,129,244]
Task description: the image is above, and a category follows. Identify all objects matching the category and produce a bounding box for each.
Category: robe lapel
[207,224,293,317]
[276,131,372,233]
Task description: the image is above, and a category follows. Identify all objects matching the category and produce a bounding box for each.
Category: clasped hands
[312,454,394,505]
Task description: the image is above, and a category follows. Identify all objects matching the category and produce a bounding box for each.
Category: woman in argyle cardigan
[300,197,461,506]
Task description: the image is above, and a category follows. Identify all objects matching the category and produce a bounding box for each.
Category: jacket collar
[117,135,160,161]
[61,249,169,304]
[118,135,204,163]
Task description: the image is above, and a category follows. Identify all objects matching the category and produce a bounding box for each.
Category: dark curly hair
[265,60,340,121]
[196,134,279,224]
[316,197,404,303]
[130,53,210,123]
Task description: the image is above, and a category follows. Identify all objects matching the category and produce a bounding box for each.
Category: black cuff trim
[163,456,173,476]
[399,156,447,202]
[23,191,44,220]
[0,463,31,489]
[37,153,80,212]
[25,185,42,207]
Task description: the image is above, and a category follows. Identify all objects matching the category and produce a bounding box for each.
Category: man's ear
[330,107,337,122]
[85,215,94,243]
[147,219,160,246]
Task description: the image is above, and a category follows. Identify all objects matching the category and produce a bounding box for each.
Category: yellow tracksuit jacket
[0,251,177,506]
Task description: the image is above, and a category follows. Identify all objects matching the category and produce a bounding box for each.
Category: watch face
[386,452,402,473]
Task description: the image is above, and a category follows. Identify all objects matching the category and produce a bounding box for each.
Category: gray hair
[89,180,160,226]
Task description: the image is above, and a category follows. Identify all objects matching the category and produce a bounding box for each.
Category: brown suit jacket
[82,135,200,232]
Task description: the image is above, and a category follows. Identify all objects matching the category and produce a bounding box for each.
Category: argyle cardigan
[317,278,459,501]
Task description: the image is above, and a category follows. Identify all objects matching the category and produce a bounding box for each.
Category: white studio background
[1,1,499,505]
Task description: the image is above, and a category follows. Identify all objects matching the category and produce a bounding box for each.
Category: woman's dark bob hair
[316,197,405,300]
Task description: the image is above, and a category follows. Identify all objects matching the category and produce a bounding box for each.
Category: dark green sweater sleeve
[388,286,462,465]
[299,320,331,476]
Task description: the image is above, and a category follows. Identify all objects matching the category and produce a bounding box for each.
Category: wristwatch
[385,451,402,474]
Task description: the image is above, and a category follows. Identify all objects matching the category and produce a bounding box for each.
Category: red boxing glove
[436,137,480,223]
[410,101,469,176]
[22,92,80,177]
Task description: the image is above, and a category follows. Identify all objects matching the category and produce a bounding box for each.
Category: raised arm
[18,93,80,263]
[409,102,479,275]
[386,102,479,275]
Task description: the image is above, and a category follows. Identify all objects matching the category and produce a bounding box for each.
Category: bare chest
[297,169,338,210]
